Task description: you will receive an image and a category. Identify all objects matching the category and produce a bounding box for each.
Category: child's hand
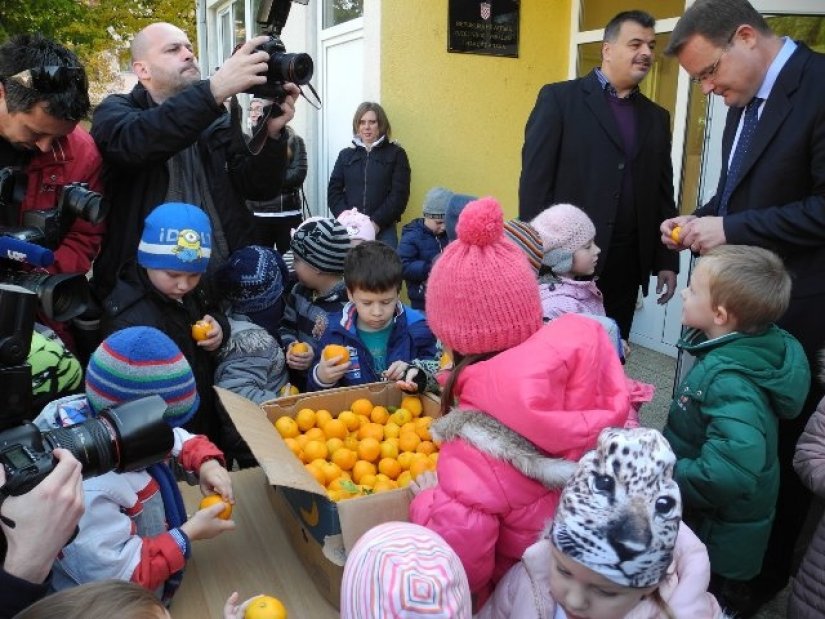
[408,470,437,496]
[621,339,631,360]
[394,366,421,393]
[223,592,256,619]
[197,314,223,351]
[286,342,314,370]
[181,501,236,541]
[315,355,350,385]
[199,459,234,503]
[383,360,409,382]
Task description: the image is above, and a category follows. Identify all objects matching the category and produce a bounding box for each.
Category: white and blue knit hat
[138,202,212,273]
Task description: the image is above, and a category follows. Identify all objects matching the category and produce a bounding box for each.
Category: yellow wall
[382,1,572,222]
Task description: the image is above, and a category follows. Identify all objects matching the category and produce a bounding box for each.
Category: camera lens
[40,395,173,479]
[60,184,106,225]
[43,418,118,478]
[270,52,314,85]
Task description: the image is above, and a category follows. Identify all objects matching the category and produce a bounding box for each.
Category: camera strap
[0,490,17,529]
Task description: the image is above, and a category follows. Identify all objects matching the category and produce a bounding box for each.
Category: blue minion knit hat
[138,202,212,273]
[85,326,199,428]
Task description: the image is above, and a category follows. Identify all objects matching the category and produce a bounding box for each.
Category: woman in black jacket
[327,102,411,248]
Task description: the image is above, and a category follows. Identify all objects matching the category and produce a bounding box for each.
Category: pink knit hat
[341,522,471,618]
[425,197,543,355]
[530,203,596,273]
[337,208,376,243]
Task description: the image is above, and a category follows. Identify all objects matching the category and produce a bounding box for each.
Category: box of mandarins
[215,382,441,609]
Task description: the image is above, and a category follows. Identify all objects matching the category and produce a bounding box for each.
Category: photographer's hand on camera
[1,449,83,584]
[209,36,273,105]
[263,83,299,138]
[198,458,234,503]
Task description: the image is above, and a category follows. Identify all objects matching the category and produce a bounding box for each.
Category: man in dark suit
[661,0,825,613]
[519,10,678,340]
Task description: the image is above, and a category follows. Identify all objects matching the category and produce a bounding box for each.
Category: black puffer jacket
[327,137,411,229]
[90,81,288,298]
[100,261,230,445]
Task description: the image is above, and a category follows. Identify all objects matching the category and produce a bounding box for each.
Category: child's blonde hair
[14,580,164,619]
[699,245,790,333]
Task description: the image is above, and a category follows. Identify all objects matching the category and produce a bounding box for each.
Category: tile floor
[626,346,789,618]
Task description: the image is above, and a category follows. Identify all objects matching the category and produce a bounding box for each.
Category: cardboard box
[216,383,441,609]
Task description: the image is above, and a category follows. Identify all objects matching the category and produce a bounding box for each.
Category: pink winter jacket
[539,277,605,321]
[476,523,726,619]
[410,314,631,606]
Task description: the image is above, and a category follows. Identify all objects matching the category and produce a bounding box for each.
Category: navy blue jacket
[307,302,437,391]
[397,219,449,310]
[327,138,411,229]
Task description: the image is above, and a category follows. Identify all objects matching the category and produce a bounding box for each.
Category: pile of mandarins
[273,395,438,502]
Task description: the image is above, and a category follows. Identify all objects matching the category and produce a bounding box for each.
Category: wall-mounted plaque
[448,0,520,58]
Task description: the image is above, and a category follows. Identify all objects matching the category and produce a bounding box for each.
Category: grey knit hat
[422,187,452,219]
[290,218,351,273]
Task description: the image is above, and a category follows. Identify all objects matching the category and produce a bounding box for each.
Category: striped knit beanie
[503,219,543,276]
[341,522,471,618]
[138,202,212,274]
[290,217,351,273]
[426,197,543,355]
[85,326,199,428]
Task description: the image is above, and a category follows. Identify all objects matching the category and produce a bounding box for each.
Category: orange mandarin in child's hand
[191,320,211,341]
[198,494,232,520]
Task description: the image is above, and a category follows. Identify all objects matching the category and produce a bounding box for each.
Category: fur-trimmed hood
[432,409,577,489]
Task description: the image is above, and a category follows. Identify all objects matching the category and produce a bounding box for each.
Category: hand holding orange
[199,494,233,520]
[191,320,212,341]
[670,226,682,244]
[322,344,350,365]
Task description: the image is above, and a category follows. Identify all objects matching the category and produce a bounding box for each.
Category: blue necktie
[718,97,763,215]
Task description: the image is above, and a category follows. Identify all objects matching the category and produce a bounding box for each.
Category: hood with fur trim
[433,409,578,489]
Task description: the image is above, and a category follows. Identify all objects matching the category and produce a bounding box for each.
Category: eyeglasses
[689,30,738,85]
[3,66,87,92]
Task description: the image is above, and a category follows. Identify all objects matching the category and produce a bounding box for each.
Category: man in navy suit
[519,10,678,341]
[662,0,825,613]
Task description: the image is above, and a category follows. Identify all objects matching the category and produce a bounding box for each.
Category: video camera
[0,166,106,322]
[249,0,314,102]
[0,283,173,497]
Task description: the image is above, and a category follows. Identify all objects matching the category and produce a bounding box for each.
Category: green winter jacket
[663,325,810,580]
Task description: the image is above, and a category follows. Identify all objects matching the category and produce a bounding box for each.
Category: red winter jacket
[21,126,105,275]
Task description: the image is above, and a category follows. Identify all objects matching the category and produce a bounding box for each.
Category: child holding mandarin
[101,202,228,449]
[408,197,633,607]
[309,241,437,391]
[34,327,234,604]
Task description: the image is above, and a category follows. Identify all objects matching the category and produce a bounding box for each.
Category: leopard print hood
[549,427,682,588]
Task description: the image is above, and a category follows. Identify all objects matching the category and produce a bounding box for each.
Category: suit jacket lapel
[727,43,807,197]
[582,72,623,150]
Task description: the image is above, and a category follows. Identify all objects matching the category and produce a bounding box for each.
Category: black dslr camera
[249,0,314,102]
[0,284,173,497]
[0,167,105,249]
[0,167,107,322]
